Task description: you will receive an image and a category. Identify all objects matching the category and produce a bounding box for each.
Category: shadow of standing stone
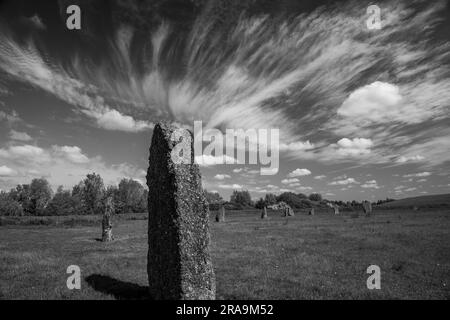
[146,122,215,300]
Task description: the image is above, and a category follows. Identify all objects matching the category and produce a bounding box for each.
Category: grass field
[0,208,449,299]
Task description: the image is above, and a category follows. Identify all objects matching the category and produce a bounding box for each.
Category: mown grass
[0,212,147,227]
[0,209,449,299]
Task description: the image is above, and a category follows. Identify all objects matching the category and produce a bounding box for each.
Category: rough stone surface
[333,206,339,215]
[146,122,215,300]
[362,201,372,215]
[101,196,114,242]
[216,206,225,222]
[261,207,268,219]
[326,202,339,215]
[270,201,294,216]
[308,208,315,216]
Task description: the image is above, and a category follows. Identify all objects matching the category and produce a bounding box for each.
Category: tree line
[204,190,326,210]
[204,189,382,211]
[0,173,148,217]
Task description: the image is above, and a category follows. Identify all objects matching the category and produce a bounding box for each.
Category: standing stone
[146,122,215,300]
[101,196,114,242]
[309,208,315,215]
[287,207,295,217]
[216,205,225,222]
[261,206,268,219]
[362,201,372,215]
[333,205,339,215]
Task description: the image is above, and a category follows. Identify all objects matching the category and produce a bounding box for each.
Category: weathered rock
[216,205,225,222]
[308,208,315,216]
[101,196,114,242]
[261,207,268,219]
[362,201,372,215]
[287,207,294,216]
[271,201,294,217]
[146,122,215,300]
[332,205,339,215]
[326,202,339,215]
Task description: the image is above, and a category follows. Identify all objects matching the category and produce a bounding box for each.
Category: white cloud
[329,178,358,186]
[195,155,239,166]
[281,178,300,184]
[396,155,425,163]
[214,174,231,180]
[9,130,32,142]
[338,82,403,122]
[0,110,21,124]
[403,172,432,178]
[0,165,17,177]
[361,180,380,189]
[30,15,45,29]
[0,145,48,162]
[279,141,315,152]
[287,168,311,178]
[314,175,326,180]
[83,109,153,133]
[296,186,312,191]
[335,138,373,157]
[218,184,243,190]
[0,144,144,190]
[289,182,301,187]
[52,146,90,164]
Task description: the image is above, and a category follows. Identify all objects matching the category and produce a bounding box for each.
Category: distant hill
[376,193,450,209]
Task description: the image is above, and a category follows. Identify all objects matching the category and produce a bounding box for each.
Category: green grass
[377,193,450,209]
[0,209,449,299]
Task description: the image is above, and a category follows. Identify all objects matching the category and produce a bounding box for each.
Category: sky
[0,0,449,201]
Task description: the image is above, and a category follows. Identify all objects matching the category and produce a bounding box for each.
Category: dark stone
[261,207,267,219]
[216,205,225,222]
[362,201,372,215]
[146,122,215,300]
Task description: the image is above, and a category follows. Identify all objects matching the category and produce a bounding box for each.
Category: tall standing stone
[362,201,372,216]
[333,205,339,215]
[101,196,114,242]
[308,208,315,216]
[146,122,215,300]
[216,205,225,222]
[261,206,268,219]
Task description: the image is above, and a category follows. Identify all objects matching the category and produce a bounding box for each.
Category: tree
[71,181,86,214]
[82,173,105,215]
[230,190,253,207]
[264,193,277,206]
[29,178,53,216]
[255,198,265,209]
[0,192,23,216]
[45,186,75,216]
[309,193,322,202]
[9,184,32,215]
[203,190,224,210]
[277,192,312,209]
[117,178,147,213]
